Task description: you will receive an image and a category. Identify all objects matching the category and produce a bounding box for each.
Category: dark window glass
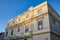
[52,20,55,24]
[45,38,48,40]
[11,30,13,35]
[52,18,56,24]
[17,27,20,32]
[25,25,29,32]
[52,18,56,27]
[38,21,43,30]
[24,38,27,40]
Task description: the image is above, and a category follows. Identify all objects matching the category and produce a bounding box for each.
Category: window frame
[26,14,29,19]
[11,30,13,35]
[17,27,20,32]
[25,25,29,32]
[38,20,43,30]
[38,9,42,13]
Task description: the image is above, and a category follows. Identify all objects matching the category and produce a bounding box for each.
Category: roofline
[48,3,60,17]
[7,1,60,23]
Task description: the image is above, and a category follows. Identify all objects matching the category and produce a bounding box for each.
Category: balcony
[5,31,32,39]
[24,31,32,38]
[7,32,24,39]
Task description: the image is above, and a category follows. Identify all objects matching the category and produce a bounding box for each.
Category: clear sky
[0,0,60,32]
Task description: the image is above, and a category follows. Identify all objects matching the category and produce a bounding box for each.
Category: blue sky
[0,0,60,32]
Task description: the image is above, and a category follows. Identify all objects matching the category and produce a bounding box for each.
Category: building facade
[0,32,5,40]
[5,1,60,40]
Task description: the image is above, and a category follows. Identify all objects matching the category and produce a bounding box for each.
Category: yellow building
[5,1,60,40]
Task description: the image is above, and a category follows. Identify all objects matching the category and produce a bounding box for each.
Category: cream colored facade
[5,1,60,40]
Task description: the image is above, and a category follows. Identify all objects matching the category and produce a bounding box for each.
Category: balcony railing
[24,31,32,38]
[5,31,32,39]
[8,33,24,39]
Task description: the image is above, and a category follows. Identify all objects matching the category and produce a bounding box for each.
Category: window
[17,27,20,32]
[38,9,42,13]
[45,38,48,40]
[48,7,53,13]
[38,21,43,30]
[6,32,8,37]
[24,38,27,40]
[26,14,29,19]
[11,30,13,35]
[25,25,29,32]
[52,21,55,24]
[52,18,56,27]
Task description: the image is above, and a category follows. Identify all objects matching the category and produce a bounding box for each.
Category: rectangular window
[11,30,13,35]
[52,18,56,27]
[38,21,43,30]
[24,38,27,40]
[38,9,42,13]
[17,27,20,32]
[25,25,29,32]
[45,38,48,40]
[26,14,29,19]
